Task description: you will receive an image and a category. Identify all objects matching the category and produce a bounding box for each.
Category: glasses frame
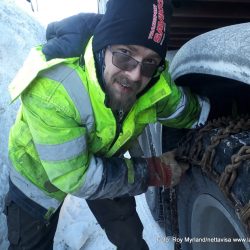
[108,46,164,78]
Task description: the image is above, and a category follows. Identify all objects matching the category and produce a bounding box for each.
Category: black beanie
[93,0,172,59]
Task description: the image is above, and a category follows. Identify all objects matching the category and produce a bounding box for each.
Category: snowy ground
[0,1,174,249]
[54,194,173,250]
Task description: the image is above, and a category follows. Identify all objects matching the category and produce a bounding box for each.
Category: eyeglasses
[108,46,164,78]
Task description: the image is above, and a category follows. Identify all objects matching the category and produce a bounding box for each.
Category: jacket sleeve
[42,13,103,60]
[156,72,210,128]
[21,76,149,200]
[76,157,149,200]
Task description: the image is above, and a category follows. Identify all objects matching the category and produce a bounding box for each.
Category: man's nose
[126,64,142,82]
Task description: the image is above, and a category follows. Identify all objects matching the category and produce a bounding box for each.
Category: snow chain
[161,187,181,250]
[176,116,250,235]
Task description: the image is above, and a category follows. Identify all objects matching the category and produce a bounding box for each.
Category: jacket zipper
[108,109,124,150]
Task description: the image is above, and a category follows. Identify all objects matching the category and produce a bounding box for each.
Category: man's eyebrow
[125,45,139,52]
[148,54,161,60]
[125,45,161,59]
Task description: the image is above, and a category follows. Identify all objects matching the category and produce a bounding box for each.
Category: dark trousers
[5,195,149,250]
[87,197,149,250]
[4,198,59,250]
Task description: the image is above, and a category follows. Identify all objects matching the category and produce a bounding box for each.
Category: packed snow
[0,1,173,249]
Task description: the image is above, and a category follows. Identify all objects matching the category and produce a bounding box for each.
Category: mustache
[114,75,140,89]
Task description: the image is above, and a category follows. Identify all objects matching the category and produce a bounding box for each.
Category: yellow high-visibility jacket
[8,38,207,214]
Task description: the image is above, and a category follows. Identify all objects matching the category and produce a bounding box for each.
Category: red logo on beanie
[148,0,166,45]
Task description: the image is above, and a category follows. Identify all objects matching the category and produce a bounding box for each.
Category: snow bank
[0,0,45,248]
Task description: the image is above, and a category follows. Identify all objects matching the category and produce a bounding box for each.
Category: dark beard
[105,75,139,113]
[105,86,135,113]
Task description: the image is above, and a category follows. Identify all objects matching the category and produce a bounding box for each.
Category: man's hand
[146,150,189,187]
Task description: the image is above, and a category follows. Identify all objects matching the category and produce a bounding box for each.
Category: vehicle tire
[145,186,178,235]
[177,124,250,250]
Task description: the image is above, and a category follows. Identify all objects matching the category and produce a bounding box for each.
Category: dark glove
[146,150,189,187]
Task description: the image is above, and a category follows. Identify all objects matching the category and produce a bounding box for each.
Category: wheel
[178,167,250,250]
[177,118,250,250]
[145,186,179,236]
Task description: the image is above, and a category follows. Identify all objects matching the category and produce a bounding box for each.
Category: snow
[15,0,98,25]
[0,1,173,249]
[0,1,45,249]
[54,195,173,250]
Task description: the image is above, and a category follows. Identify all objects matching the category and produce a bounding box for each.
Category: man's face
[103,44,162,112]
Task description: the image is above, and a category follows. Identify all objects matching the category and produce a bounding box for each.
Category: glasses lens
[112,52,137,71]
[141,63,158,78]
[111,49,159,78]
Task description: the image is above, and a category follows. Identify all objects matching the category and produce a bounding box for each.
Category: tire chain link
[176,116,250,235]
